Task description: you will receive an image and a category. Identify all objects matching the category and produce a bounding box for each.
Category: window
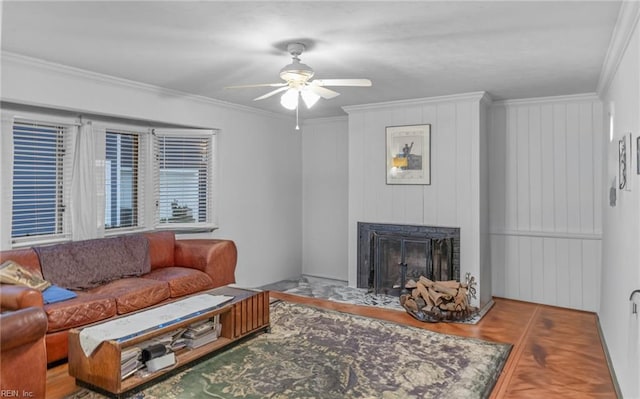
[105,130,142,230]
[2,108,218,249]
[11,120,70,242]
[154,130,216,229]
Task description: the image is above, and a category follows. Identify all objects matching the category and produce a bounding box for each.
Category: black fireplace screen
[358,222,460,296]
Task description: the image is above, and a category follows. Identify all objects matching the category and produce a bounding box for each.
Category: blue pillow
[42,285,77,304]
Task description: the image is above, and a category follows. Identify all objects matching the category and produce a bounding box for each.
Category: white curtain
[0,114,15,249]
[70,121,105,240]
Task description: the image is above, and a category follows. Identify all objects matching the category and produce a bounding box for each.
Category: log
[416,281,430,301]
[427,287,445,306]
[419,276,435,288]
[437,280,461,289]
[404,297,418,312]
[440,302,457,311]
[405,279,417,289]
[424,292,436,307]
[431,282,458,297]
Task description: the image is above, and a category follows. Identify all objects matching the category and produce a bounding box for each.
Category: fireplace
[357,222,460,296]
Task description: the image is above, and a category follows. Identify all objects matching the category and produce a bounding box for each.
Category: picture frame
[386,124,431,185]
[619,136,627,190]
[629,132,633,184]
[637,136,640,175]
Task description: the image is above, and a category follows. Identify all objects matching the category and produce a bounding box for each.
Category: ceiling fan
[225,43,372,111]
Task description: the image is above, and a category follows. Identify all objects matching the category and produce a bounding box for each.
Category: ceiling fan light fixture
[279,59,315,82]
[280,88,299,110]
[301,89,320,109]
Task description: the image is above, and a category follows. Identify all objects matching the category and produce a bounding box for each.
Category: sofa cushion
[143,267,214,298]
[44,292,117,333]
[35,234,151,290]
[144,231,176,270]
[87,278,170,314]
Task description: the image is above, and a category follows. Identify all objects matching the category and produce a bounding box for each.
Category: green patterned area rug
[68,301,511,399]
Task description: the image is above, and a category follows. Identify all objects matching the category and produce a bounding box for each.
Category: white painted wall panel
[516,107,531,231]
[422,105,439,223]
[566,104,582,233]
[301,117,349,280]
[529,106,543,232]
[530,237,544,303]
[555,239,571,307]
[435,103,458,227]
[542,238,558,305]
[489,95,603,312]
[540,104,555,231]
[553,103,569,232]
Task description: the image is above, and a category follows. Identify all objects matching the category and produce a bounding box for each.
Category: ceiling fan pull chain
[295,105,300,130]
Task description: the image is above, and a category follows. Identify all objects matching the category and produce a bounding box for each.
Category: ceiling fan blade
[308,85,340,99]
[312,79,372,87]
[253,86,289,101]
[225,83,287,89]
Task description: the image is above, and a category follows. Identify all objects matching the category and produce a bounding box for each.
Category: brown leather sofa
[0,231,237,364]
[0,304,48,399]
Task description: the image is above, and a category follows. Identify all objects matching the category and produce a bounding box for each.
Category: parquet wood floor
[46,295,618,398]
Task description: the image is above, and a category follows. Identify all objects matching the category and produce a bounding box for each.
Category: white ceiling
[1,1,621,119]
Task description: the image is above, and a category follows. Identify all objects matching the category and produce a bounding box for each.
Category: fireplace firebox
[357,222,460,296]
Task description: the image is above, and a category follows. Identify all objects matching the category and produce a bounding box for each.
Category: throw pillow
[42,285,78,304]
[0,260,52,291]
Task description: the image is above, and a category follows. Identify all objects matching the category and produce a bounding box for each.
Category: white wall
[489,95,603,312]
[301,117,349,280]
[0,53,302,288]
[598,3,640,397]
[344,92,491,307]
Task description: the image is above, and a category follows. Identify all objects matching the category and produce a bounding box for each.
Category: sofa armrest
[0,284,44,310]
[0,306,48,399]
[174,239,237,288]
[0,307,48,351]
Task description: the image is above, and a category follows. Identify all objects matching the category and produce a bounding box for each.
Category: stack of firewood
[400,276,477,321]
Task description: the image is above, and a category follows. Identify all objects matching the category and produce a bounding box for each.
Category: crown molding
[492,92,600,107]
[342,91,489,114]
[596,1,640,96]
[1,51,291,121]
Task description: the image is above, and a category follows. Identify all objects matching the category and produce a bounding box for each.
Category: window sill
[154,226,219,235]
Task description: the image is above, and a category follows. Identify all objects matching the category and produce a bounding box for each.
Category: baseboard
[596,315,623,398]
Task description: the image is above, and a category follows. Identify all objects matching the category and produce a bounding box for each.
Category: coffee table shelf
[68,286,269,396]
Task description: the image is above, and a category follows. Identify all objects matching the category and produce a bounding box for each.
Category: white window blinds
[153,129,216,229]
[104,128,146,230]
[11,119,73,243]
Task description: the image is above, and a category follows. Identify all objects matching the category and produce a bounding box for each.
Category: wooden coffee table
[68,286,269,397]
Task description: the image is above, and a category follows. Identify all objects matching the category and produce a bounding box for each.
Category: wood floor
[46,294,618,399]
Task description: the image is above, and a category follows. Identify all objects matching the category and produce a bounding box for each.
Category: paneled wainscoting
[491,231,602,312]
[489,95,603,312]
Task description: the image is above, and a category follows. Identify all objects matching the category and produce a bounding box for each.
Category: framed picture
[386,124,431,185]
[629,132,633,184]
[637,136,640,175]
[619,136,627,190]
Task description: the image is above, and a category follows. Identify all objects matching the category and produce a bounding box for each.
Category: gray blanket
[35,234,150,290]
